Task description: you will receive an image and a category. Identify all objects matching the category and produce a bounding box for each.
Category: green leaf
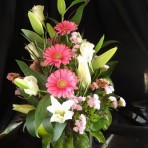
[25,110,37,137]
[76,133,90,148]
[46,23,56,38]
[21,29,44,48]
[100,61,118,77]
[19,90,39,106]
[102,40,119,48]
[48,17,59,25]
[42,135,52,148]
[92,47,117,70]
[94,35,105,54]
[35,95,51,135]
[16,60,47,90]
[54,132,65,148]
[28,11,44,35]
[57,0,66,16]
[90,131,106,144]
[66,0,85,12]
[41,118,53,135]
[70,3,86,25]
[64,134,74,148]
[53,122,67,142]
[91,109,112,131]
[0,121,22,138]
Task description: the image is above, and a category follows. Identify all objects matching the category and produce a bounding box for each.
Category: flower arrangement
[7,0,126,147]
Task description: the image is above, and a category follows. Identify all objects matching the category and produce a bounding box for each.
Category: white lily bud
[25,42,39,60]
[14,76,39,96]
[13,104,35,114]
[77,55,91,88]
[80,41,95,64]
[32,5,45,22]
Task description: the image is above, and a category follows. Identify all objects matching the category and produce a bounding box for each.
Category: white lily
[47,96,74,123]
[77,55,91,88]
[80,40,95,64]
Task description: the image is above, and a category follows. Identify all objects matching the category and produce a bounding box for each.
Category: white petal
[47,106,56,113]
[50,96,62,108]
[62,100,74,110]
[64,111,74,120]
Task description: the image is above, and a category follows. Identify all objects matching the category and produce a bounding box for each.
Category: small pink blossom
[87,94,100,110]
[69,96,84,111]
[70,32,82,44]
[73,114,86,134]
[43,44,72,68]
[54,21,78,36]
[104,85,114,94]
[15,89,20,96]
[96,78,110,88]
[90,82,99,91]
[46,69,79,98]
[30,60,40,71]
[7,72,21,81]
[109,96,118,108]
[77,96,86,102]
[102,64,109,71]
[40,60,48,67]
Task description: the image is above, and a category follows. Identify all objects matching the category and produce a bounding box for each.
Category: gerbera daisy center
[57,79,67,88]
[54,53,62,59]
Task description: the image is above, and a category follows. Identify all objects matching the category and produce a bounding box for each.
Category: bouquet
[6,0,126,147]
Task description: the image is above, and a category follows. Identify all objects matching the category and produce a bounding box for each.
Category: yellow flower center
[57,79,67,88]
[54,53,62,59]
[55,110,65,117]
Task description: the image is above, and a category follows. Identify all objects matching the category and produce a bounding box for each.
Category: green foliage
[46,23,57,38]
[91,109,112,131]
[94,35,105,55]
[16,60,47,90]
[92,47,117,70]
[25,110,37,137]
[53,122,67,142]
[66,0,85,12]
[70,3,86,25]
[76,133,90,148]
[34,95,51,135]
[90,131,106,144]
[21,29,44,49]
[100,61,118,77]
[42,135,52,148]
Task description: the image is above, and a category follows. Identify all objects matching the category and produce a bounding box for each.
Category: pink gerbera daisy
[43,44,72,68]
[54,20,78,36]
[46,69,79,98]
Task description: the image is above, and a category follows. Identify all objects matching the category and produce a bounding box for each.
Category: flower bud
[13,104,35,114]
[25,42,39,60]
[77,55,91,88]
[118,97,126,107]
[32,5,45,22]
[24,76,39,96]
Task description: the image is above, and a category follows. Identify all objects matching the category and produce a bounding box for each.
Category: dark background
[0,0,148,147]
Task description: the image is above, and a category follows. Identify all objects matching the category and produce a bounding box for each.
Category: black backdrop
[0,0,148,147]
